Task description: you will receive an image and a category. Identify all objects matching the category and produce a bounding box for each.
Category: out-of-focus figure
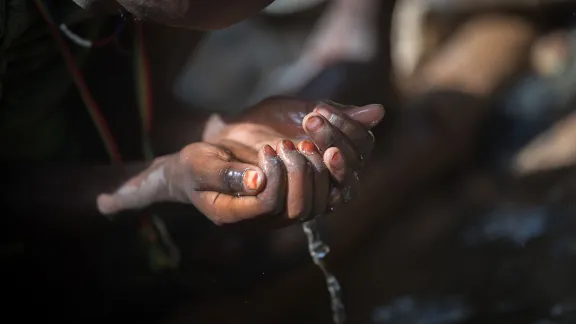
[391,0,576,175]
[175,0,380,112]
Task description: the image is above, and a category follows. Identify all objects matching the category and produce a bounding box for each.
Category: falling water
[302,219,346,324]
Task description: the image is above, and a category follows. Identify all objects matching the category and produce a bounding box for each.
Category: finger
[324,147,346,183]
[181,144,265,195]
[97,162,170,215]
[314,103,378,160]
[343,104,385,129]
[193,145,287,225]
[298,140,330,219]
[324,147,360,204]
[276,140,314,221]
[319,100,385,129]
[302,112,362,171]
[254,145,288,216]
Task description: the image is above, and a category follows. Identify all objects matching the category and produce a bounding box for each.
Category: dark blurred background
[4,0,576,323]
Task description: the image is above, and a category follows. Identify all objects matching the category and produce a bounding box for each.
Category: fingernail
[282,140,296,151]
[314,107,332,121]
[305,115,324,133]
[243,170,261,191]
[298,140,317,154]
[264,145,277,157]
[330,151,344,169]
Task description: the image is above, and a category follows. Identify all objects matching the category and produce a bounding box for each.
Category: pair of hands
[97,97,384,227]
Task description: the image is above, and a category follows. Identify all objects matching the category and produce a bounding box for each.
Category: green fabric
[0,0,106,160]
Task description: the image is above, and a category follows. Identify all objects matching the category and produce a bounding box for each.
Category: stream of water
[302,219,346,324]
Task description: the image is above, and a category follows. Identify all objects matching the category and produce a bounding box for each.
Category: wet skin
[97,97,385,227]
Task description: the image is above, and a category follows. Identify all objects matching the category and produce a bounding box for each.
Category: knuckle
[328,114,345,129]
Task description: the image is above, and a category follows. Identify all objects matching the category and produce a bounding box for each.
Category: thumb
[177,143,266,195]
[343,104,385,129]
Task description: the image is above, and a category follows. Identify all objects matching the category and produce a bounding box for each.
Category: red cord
[34,0,123,164]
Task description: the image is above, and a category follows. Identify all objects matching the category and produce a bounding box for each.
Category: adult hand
[97,97,384,227]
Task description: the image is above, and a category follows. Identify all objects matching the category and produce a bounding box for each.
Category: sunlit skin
[98,98,384,227]
[88,1,385,227]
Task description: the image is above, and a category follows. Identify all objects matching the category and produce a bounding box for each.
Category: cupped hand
[97,97,384,227]
[210,97,385,209]
[98,139,329,226]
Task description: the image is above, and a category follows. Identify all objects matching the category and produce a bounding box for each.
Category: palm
[204,97,317,153]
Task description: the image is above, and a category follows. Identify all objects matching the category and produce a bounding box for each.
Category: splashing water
[302,219,346,324]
